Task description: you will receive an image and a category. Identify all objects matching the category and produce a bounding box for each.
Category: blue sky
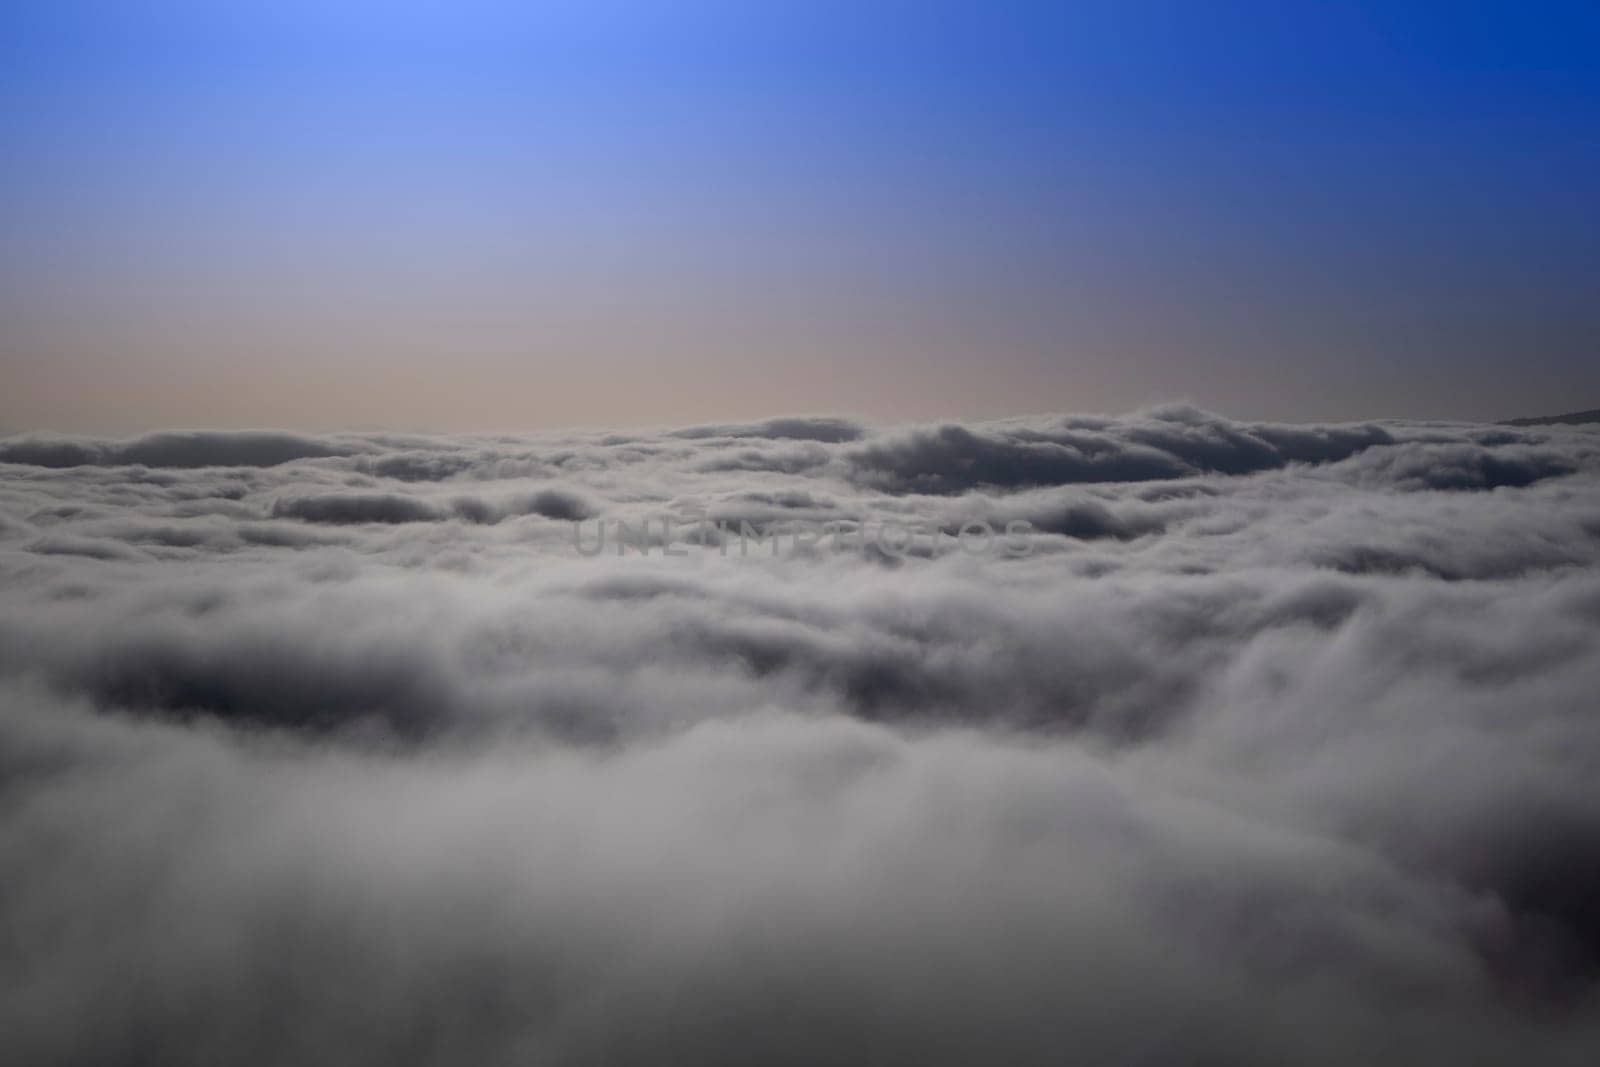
[3,1,1598,430]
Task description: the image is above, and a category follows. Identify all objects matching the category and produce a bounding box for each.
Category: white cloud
[2,408,1599,1064]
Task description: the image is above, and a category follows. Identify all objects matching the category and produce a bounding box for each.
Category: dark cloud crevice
[0,431,364,469]
[845,408,1396,495]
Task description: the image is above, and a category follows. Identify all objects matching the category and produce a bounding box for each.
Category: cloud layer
[2,406,1600,1065]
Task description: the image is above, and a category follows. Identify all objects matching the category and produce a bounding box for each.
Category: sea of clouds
[2,404,1599,1065]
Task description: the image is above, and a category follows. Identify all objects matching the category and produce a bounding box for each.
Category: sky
[2,0,1598,432]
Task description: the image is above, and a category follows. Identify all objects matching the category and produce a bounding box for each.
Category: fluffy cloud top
[2,407,1599,1066]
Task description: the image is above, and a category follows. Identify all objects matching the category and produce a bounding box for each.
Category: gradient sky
[2,1,1598,432]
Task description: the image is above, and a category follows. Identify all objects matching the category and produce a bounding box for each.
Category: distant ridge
[1501,408,1600,427]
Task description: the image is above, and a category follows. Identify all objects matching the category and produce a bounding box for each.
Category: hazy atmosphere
[3,1,1599,430]
[3,4,1599,1066]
